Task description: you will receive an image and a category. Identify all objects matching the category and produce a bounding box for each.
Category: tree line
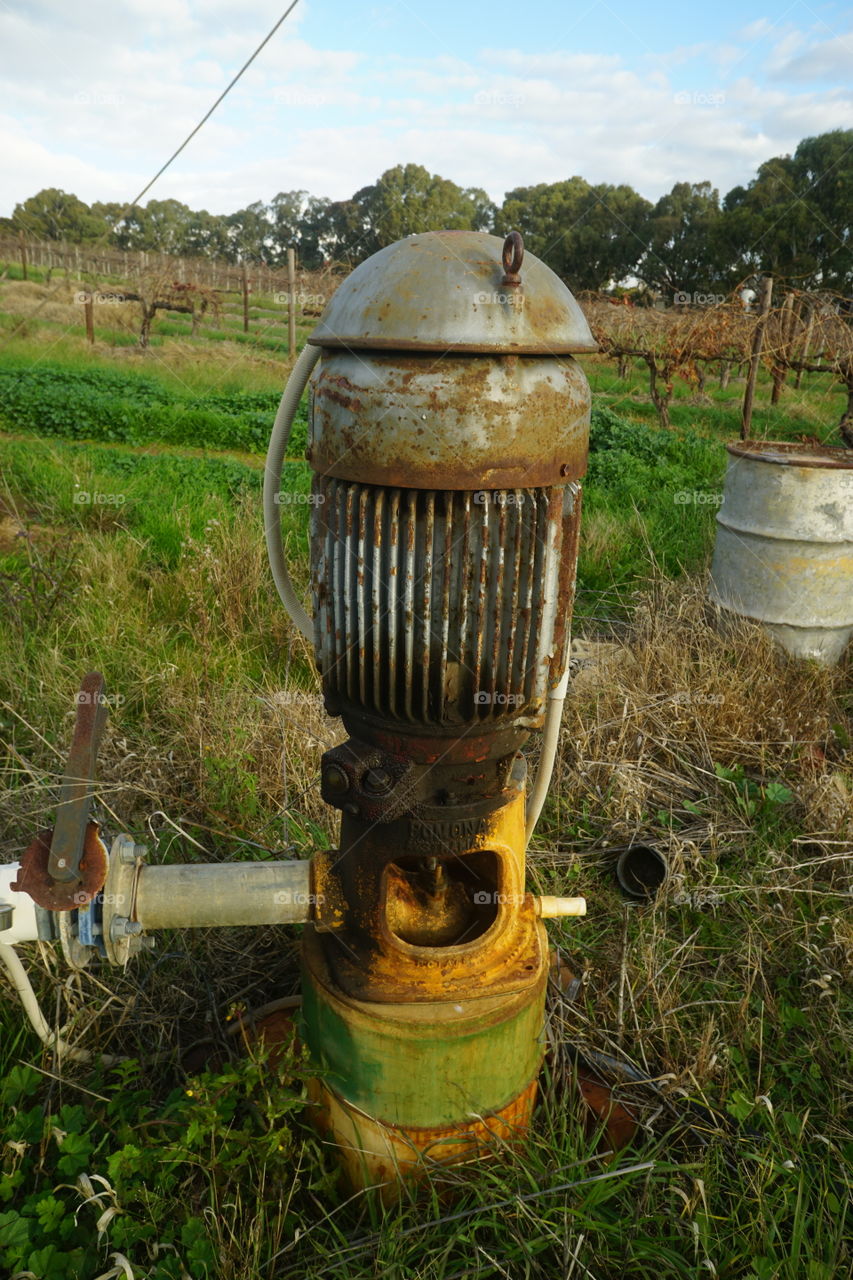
[3,129,850,295]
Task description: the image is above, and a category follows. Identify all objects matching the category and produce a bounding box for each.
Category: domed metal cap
[308,230,598,354]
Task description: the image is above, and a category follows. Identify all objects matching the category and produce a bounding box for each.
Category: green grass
[0,363,308,455]
[0,305,850,1279]
[585,355,848,447]
[577,405,726,617]
[0,434,313,569]
[152,316,313,352]
[0,262,52,284]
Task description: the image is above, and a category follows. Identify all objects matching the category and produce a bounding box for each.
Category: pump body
[294,231,595,1191]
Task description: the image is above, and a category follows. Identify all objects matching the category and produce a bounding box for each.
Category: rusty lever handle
[47,673,109,884]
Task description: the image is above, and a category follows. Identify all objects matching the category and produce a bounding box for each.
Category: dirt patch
[0,512,34,553]
[0,506,63,554]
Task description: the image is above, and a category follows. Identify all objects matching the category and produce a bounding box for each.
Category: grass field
[0,280,850,1280]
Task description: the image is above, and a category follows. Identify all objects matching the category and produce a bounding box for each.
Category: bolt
[56,858,67,869]
[110,915,143,942]
[343,802,360,817]
[118,837,147,865]
[123,933,156,958]
[363,767,394,795]
[324,765,349,793]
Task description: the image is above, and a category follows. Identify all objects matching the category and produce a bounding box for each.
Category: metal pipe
[614,845,668,900]
[133,860,313,931]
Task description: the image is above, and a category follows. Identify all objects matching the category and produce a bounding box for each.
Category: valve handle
[12,674,110,912]
[48,672,109,884]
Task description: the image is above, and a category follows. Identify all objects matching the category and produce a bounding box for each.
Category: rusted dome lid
[308,230,598,354]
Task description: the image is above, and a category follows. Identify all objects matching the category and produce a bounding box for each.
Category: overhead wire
[1,0,303,345]
[117,0,303,222]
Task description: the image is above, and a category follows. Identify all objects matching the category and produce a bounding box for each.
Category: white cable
[0,939,122,1064]
[263,342,322,640]
[525,667,571,845]
[0,940,54,1043]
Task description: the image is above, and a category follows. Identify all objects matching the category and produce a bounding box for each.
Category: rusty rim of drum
[726,440,853,470]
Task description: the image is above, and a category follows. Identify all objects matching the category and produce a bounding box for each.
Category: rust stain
[308,1074,539,1201]
[310,351,589,490]
[577,1072,640,1152]
[13,822,107,912]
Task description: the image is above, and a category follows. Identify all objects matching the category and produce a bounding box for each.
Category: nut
[110,915,143,942]
[117,837,147,866]
[362,767,394,795]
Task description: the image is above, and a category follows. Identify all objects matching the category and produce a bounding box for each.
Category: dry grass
[525,574,852,1167]
[550,576,851,848]
[0,277,139,334]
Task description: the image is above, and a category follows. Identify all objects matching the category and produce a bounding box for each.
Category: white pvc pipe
[263,342,322,641]
[525,667,570,845]
[535,896,586,918]
[0,863,40,945]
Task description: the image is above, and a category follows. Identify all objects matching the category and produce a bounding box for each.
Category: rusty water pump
[264,230,597,1189]
[2,230,598,1197]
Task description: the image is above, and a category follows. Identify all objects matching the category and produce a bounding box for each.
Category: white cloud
[764,29,810,73]
[739,18,775,41]
[770,33,853,81]
[481,49,623,78]
[1,4,850,221]
[0,118,135,208]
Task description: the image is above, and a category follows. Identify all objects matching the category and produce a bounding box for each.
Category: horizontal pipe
[534,896,586,919]
[133,860,314,930]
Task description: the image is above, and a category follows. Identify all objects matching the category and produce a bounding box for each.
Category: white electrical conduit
[263,342,322,641]
[0,939,120,1065]
[525,667,570,846]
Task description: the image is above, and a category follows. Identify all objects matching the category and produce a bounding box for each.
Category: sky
[1,0,851,218]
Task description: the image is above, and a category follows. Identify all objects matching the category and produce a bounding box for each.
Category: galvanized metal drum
[709,441,853,664]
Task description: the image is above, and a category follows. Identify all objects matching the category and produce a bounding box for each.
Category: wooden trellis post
[741,276,773,440]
